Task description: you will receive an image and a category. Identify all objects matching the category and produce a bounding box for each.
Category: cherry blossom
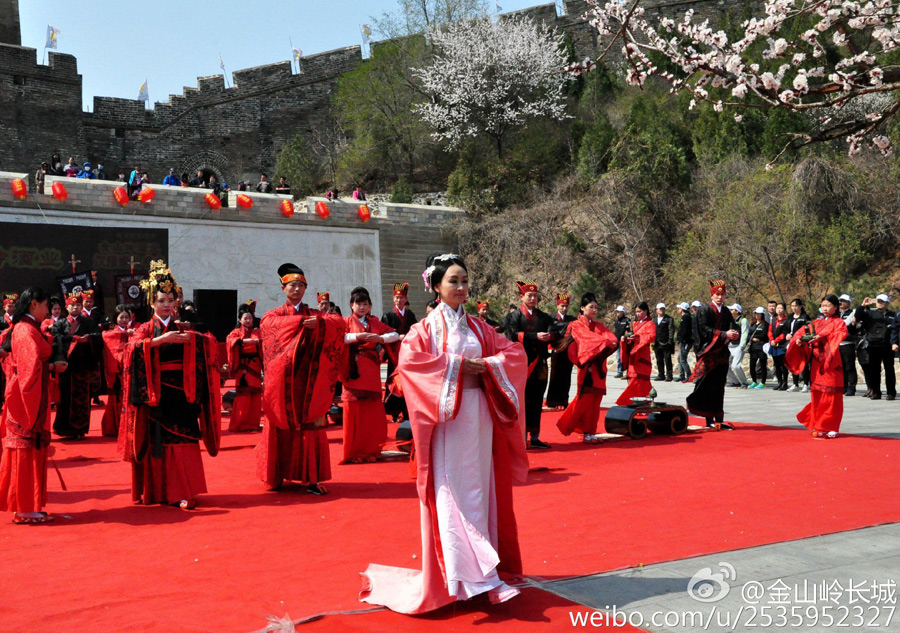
[580,0,900,159]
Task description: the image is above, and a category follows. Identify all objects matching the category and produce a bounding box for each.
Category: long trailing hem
[131,443,207,505]
[797,389,843,433]
[229,392,262,432]
[340,397,387,463]
[686,352,729,419]
[557,388,604,436]
[615,376,651,406]
[0,445,48,513]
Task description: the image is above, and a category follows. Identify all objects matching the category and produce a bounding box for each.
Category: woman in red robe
[557,292,618,442]
[0,288,67,524]
[615,302,656,406]
[119,262,221,508]
[787,294,847,439]
[100,306,132,438]
[341,286,399,464]
[361,253,528,614]
[225,307,263,432]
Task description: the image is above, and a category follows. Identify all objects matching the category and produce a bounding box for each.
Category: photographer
[855,294,896,400]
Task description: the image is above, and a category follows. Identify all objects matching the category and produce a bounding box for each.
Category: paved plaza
[530,372,900,633]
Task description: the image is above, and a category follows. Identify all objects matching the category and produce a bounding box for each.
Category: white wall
[0,206,382,315]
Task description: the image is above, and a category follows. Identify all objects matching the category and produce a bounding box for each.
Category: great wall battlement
[0,0,755,187]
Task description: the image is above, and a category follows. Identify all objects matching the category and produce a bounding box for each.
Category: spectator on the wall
[180,173,190,188]
[189,169,207,188]
[95,164,108,180]
[275,177,291,196]
[162,168,180,187]
[255,173,273,193]
[35,161,49,194]
[63,157,78,177]
[76,161,97,179]
[117,169,127,182]
[49,151,63,175]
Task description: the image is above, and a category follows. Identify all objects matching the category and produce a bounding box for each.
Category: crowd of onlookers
[33,153,297,206]
[621,293,899,401]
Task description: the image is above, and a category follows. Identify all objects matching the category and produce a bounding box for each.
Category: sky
[18,0,559,111]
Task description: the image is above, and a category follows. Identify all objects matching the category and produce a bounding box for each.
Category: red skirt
[615,376,651,406]
[131,444,208,505]
[275,426,331,484]
[101,389,121,438]
[557,387,605,436]
[340,398,388,463]
[230,392,262,432]
[797,389,843,433]
[0,445,48,513]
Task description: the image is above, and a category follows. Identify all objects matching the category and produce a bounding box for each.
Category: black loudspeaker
[396,419,412,442]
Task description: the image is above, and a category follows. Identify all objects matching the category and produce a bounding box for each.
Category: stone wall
[0,171,461,316]
[0,0,755,186]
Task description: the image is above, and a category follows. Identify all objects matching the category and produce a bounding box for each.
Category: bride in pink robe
[360,253,529,614]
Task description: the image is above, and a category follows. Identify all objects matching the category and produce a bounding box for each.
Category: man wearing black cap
[258,263,347,494]
[163,168,181,187]
[855,294,896,400]
[838,294,858,396]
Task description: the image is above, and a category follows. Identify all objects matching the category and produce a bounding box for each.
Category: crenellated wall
[0,0,754,184]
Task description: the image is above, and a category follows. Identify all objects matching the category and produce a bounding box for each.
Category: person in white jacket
[726,303,750,387]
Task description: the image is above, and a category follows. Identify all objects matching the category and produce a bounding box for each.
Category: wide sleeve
[11,325,46,434]
[225,327,242,378]
[635,320,656,352]
[370,316,400,366]
[398,322,462,427]
[567,320,618,368]
[479,324,528,431]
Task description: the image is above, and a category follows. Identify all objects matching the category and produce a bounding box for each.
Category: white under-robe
[431,302,511,599]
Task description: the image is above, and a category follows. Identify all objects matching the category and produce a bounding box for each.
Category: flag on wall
[137,79,149,102]
[360,24,372,45]
[292,47,303,60]
[46,25,61,49]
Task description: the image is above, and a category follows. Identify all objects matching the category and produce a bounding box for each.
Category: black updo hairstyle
[636,301,650,313]
[426,252,467,300]
[580,292,597,309]
[350,286,371,305]
[113,304,130,319]
[822,294,840,308]
[12,287,49,324]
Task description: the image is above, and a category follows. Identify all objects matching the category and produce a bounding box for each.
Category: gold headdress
[139,260,178,304]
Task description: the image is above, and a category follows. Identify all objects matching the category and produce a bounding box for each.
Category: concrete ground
[526,368,899,632]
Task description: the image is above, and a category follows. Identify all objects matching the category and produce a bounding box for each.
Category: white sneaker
[787,385,799,392]
[801,385,809,393]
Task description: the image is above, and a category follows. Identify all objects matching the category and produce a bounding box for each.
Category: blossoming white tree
[576,0,900,162]
[413,16,570,157]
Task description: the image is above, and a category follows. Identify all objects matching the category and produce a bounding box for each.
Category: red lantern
[237,194,253,209]
[357,204,371,222]
[205,192,222,211]
[280,199,294,218]
[51,181,68,202]
[11,178,26,200]
[138,187,155,203]
[113,186,129,206]
[315,201,330,219]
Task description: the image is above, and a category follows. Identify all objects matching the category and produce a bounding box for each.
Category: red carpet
[0,400,897,632]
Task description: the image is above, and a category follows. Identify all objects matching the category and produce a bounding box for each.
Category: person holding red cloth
[615,302,656,406]
[225,306,264,432]
[686,280,739,430]
[787,294,848,439]
[361,252,527,613]
[257,263,346,495]
[0,288,67,524]
[557,292,618,442]
[341,286,399,463]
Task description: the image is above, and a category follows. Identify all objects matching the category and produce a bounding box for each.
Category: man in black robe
[476,300,501,331]
[381,283,417,422]
[686,280,739,430]
[505,281,559,449]
[545,292,576,409]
